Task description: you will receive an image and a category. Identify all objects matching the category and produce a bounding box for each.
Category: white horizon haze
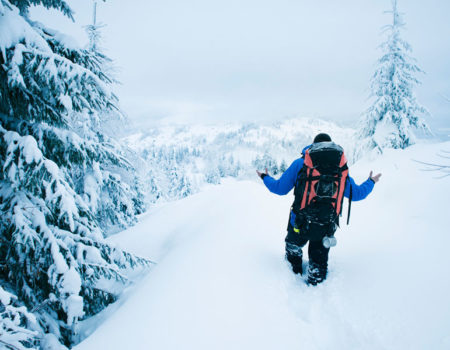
[30,0,450,133]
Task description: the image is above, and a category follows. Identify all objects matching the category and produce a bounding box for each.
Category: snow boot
[307,262,327,285]
[286,242,303,275]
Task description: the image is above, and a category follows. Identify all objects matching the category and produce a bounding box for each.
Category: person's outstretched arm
[256,158,303,195]
[344,171,382,201]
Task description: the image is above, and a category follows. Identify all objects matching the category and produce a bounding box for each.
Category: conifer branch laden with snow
[357,0,430,155]
[0,0,150,347]
[0,286,39,350]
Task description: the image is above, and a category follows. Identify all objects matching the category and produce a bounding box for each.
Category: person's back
[256,133,381,285]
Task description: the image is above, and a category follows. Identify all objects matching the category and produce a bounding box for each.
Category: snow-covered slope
[75,141,450,350]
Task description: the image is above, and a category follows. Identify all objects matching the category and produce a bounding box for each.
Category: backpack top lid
[309,141,342,153]
[306,142,346,173]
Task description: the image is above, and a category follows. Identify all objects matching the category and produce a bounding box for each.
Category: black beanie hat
[313,133,332,143]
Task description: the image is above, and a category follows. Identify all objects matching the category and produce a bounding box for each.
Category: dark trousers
[285,222,330,285]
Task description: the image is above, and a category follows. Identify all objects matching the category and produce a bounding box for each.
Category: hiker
[256,133,381,285]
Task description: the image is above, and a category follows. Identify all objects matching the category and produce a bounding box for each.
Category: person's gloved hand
[256,168,268,179]
[369,171,382,183]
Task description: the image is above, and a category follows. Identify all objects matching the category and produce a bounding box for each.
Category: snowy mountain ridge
[125,117,355,155]
[122,118,356,204]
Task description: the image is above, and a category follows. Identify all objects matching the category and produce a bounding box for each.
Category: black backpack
[292,142,349,240]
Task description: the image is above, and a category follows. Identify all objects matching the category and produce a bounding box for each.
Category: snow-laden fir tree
[357,0,429,154]
[141,144,198,203]
[73,0,124,138]
[86,1,101,53]
[0,0,150,348]
[80,2,146,234]
[204,166,221,184]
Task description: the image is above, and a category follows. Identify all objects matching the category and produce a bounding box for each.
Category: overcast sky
[31,0,450,129]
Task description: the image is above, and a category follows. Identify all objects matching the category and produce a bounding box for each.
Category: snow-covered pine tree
[146,168,163,203]
[86,1,101,53]
[226,154,240,177]
[0,0,150,347]
[74,0,123,138]
[205,166,221,184]
[357,0,429,153]
[74,0,147,234]
[167,165,192,199]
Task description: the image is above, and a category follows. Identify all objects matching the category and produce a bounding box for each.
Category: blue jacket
[263,146,374,201]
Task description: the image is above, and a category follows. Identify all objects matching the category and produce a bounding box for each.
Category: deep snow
[75,141,450,350]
